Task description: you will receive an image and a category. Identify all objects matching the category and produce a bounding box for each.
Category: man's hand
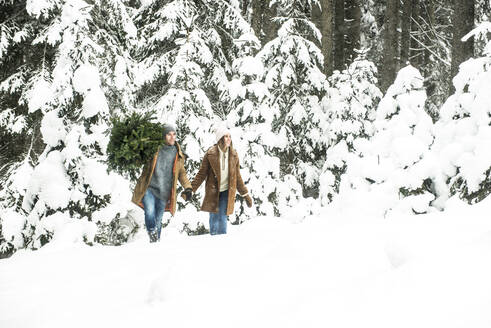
[245,194,253,208]
[181,188,193,201]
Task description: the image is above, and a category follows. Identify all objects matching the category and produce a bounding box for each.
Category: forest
[0,0,490,256]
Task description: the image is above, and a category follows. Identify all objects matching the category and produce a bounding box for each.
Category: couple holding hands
[131,124,253,242]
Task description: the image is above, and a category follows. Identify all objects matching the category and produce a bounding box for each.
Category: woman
[190,126,253,235]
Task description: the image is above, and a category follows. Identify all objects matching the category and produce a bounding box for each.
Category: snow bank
[1,197,490,328]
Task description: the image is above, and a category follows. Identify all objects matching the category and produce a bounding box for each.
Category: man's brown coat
[131,142,191,216]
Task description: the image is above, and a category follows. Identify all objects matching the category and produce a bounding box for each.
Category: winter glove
[181,188,193,202]
[245,194,253,208]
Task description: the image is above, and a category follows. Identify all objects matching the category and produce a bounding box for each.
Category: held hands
[181,188,193,202]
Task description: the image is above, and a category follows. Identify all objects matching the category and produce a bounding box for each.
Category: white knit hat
[214,124,231,143]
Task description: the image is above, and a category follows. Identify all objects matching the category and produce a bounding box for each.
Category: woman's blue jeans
[209,190,229,235]
[142,189,167,239]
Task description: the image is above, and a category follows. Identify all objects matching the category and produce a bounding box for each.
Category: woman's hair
[217,136,232,149]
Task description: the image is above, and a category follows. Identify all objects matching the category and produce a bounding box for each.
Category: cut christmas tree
[107,111,164,181]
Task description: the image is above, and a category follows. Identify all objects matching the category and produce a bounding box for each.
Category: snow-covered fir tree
[431,23,491,205]
[224,49,280,219]
[319,58,382,204]
[0,0,45,185]
[0,0,138,254]
[257,0,328,199]
[0,0,49,254]
[335,65,437,217]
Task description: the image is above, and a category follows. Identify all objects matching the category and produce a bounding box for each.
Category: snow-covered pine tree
[0,0,138,253]
[0,0,45,186]
[222,39,281,220]
[432,23,491,205]
[336,65,438,216]
[134,0,258,232]
[257,0,328,199]
[318,57,382,205]
[0,0,51,256]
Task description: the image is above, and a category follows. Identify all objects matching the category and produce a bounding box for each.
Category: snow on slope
[1,196,490,328]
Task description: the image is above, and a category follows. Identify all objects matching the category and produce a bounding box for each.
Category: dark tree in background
[381,0,400,92]
[401,0,413,66]
[312,0,334,76]
[250,0,264,44]
[450,0,475,93]
[250,0,278,46]
[408,0,452,117]
[344,0,361,64]
[409,0,422,67]
[315,0,360,74]
[333,0,345,71]
[263,0,279,44]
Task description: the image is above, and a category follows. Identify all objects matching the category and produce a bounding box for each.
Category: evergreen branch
[0,7,26,27]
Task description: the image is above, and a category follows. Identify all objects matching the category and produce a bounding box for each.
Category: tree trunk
[419,0,437,72]
[333,0,345,71]
[381,0,400,92]
[312,0,334,76]
[250,0,263,43]
[409,0,421,67]
[345,0,361,64]
[241,0,249,18]
[450,0,474,89]
[401,0,413,66]
[250,0,278,46]
[263,0,278,44]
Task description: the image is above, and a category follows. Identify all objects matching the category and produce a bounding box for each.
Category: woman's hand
[245,194,253,208]
[181,188,193,201]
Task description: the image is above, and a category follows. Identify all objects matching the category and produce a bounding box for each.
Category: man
[131,124,193,242]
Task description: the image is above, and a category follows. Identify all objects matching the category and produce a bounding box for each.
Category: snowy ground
[1,196,491,328]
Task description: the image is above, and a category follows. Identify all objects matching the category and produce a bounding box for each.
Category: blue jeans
[142,189,167,239]
[209,190,229,235]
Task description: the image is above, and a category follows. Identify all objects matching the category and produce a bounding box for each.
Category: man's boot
[148,230,158,243]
